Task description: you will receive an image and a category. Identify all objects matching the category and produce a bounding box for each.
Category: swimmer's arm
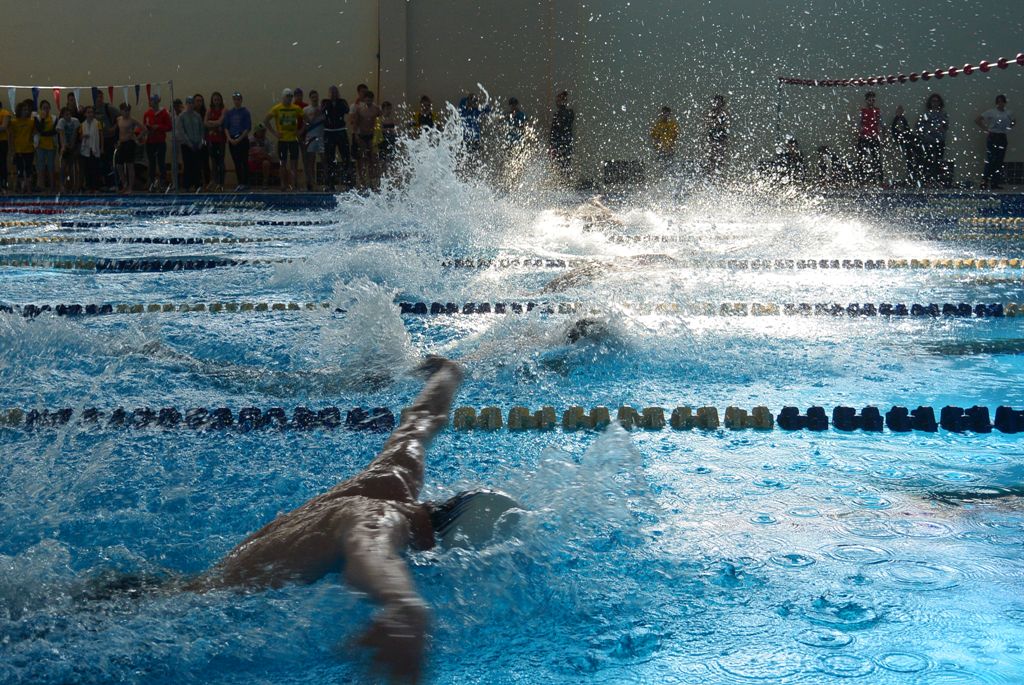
[343,512,427,683]
[365,358,463,498]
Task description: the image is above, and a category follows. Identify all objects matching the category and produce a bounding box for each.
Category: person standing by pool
[204,92,227,191]
[890,104,921,186]
[975,95,1015,190]
[353,90,381,190]
[301,89,325,191]
[917,93,950,188]
[143,95,172,191]
[650,106,680,173]
[377,100,399,178]
[93,91,119,191]
[34,100,58,192]
[224,92,252,191]
[176,97,205,191]
[549,90,574,181]
[55,106,81,192]
[409,95,440,137]
[321,85,350,191]
[0,99,11,192]
[78,105,104,192]
[8,100,37,194]
[188,357,516,683]
[115,103,143,193]
[264,88,303,191]
[855,91,883,187]
[458,92,492,153]
[706,94,731,177]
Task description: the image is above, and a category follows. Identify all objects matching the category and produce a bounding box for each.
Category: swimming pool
[2,140,1024,684]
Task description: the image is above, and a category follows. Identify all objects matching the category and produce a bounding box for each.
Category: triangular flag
[122,86,129,107]
[91,86,100,105]
[53,88,61,109]
[31,87,39,111]
[107,85,114,103]
[6,88,15,111]
[135,84,141,105]
[146,83,152,103]
[73,88,81,110]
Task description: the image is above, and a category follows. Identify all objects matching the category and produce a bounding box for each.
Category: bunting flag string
[778,51,1024,87]
[52,88,61,109]
[0,80,171,109]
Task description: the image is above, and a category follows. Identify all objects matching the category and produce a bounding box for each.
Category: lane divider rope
[1,301,1020,318]
[439,257,1024,271]
[0,256,293,272]
[605,233,1024,244]
[1,236,277,245]
[3,404,1023,434]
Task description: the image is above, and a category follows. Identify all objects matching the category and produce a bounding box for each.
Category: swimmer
[177,356,518,682]
[539,253,682,293]
[567,195,624,230]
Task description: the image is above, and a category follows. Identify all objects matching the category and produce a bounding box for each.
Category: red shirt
[143,108,172,144]
[205,107,226,143]
[859,107,881,139]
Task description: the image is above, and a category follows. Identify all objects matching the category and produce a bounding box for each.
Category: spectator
[458,92,491,151]
[650,106,680,168]
[321,84,350,192]
[774,135,804,185]
[975,95,1015,190]
[706,94,730,176]
[410,95,440,136]
[0,99,10,192]
[9,100,37,193]
[302,89,325,191]
[192,93,211,188]
[204,92,227,190]
[115,103,143,193]
[856,91,883,186]
[890,105,921,186]
[93,91,119,190]
[143,95,172,191]
[505,97,527,147]
[349,83,369,157]
[176,96,205,191]
[917,93,950,187]
[78,105,103,192]
[56,106,81,192]
[264,88,303,191]
[353,90,382,190]
[549,90,574,179]
[34,100,58,191]
[66,92,81,120]
[248,124,277,187]
[378,101,398,177]
[224,92,252,191]
[293,87,308,110]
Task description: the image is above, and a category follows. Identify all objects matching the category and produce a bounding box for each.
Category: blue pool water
[2,137,1024,684]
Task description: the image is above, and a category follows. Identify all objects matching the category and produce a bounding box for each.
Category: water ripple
[876,651,931,673]
[818,653,875,677]
[794,627,854,649]
[714,648,807,682]
[822,543,894,565]
[769,552,817,569]
[880,561,960,591]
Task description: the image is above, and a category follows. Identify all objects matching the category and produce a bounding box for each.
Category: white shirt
[981,108,1015,135]
[80,119,103,157]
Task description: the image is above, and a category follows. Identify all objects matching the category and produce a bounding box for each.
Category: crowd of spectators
[0,85,576,195]
[0,83,1015,194]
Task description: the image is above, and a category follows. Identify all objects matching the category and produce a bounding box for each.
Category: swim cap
[429,489,521,550]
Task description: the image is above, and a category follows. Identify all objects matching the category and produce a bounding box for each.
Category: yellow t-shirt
[267,103,303,142]
[37,114,56,150]
[0,108,12,138]
[651,119,679,152]
[9,117,35,154]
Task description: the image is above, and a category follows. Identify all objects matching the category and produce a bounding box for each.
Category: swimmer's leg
[362,357,463,502]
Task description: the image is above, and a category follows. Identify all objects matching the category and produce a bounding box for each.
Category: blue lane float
[4,404,1024,435]
[0,255,289,272]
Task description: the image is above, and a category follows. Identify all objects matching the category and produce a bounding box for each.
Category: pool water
[2,134,1024,684]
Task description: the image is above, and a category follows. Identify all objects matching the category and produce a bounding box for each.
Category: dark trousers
[198,145,210,186]
[0,141,7,188]
[983,133,1008,186]
[899,142,922,184]
[921,141,950,186]
[229,139,250,187]
[182,145,202,190]
[101,135,117,187]
[323,131,350,188]
[80,155,101,190]
[208,141,226,185]
[856,137,882,185]
[146,142,167,184]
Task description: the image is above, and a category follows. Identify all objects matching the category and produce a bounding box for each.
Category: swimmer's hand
[415,355,460,378]
[358,599,429,683]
